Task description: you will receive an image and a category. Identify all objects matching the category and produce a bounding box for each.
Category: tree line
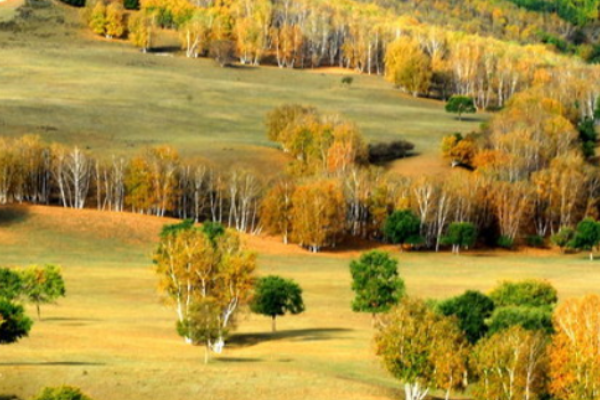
[349,250,600,400]
[77,0,600,108]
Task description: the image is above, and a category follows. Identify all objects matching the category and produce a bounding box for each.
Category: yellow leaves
[549,295,600,400]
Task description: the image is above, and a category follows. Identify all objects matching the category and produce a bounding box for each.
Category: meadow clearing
[1,205,600,400]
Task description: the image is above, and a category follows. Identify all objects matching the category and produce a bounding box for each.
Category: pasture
[0,0,484,176]
[1,205,599,400]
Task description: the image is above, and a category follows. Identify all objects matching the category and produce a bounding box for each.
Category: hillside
[0,0,484,177]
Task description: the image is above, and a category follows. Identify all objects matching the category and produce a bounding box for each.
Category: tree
[20,265,66,321]
[489,279,558,308]
[260,179,295,244]
[569,217,600,260]
[0,267,22,301]
[209,40,236,67]
[105,2,125,39]
[445,96,476,121]
[250,275,304,332]
[443,222,477,254]
[349,251,405,321]
[128,12,152,52]
[154,221,256,362]
[375,297,469,400]
[487,306,554,334]
[471,326,549,400]
[290,179,346,252]
[89,1,107,36]
[437,290,495,344]
[385,37,433,97]
[549,294,600,400]
[0,298,33,344]
[383,209,422,250]
[32,386,94,400]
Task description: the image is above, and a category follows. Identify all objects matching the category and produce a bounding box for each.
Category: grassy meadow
[0,0,484,176]
[1,205,600,400]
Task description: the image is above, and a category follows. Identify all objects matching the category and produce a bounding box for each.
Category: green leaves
[20,264,66,320]
[349,251,405,314]
[250,275,304,330]
[0,298,33,344]
[383,209,422,248]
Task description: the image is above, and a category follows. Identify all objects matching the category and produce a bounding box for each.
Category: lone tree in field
[154,220,256,363]
[383,209,422,250]
[20,265,66,321]
[442,222,477,254]
[0,298,33,344]
[569,217,600,260]
[445,96,476,121]
[349,251,405,322]
[250,275,305,332]
[32,386,93,400]
[375,297,469,400]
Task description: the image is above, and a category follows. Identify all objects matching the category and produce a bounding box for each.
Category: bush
[526,234,545,248]
[341,76,353,86]
[383,209,422,248]
[497,235,514,249]
[32,386,93,400]
[0,299,33,344]
[551,227,574,252]
[368,140,415,163]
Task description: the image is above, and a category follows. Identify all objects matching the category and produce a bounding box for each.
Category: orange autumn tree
[549,294,600,400]
[290,179,346,252]
[260,178,295,244]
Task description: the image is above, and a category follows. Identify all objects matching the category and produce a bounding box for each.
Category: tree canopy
[250,275,305,332]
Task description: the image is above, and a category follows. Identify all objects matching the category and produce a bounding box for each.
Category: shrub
[497,235,514,249]
[368,140,415,163]
[341,76,353,86]
[526,234,545,248]
[59,0,85,7]
[124,0,139,10]
[32,386,93,400]
[437,290,494,343]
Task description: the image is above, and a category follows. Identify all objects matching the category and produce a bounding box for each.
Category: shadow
[0,206,29,227]
[215,357,262,363]
[147,46,179,53]
[43,317,101,322]
[228,328,352,348]
[0,395,22,400]
[0,361,105,367]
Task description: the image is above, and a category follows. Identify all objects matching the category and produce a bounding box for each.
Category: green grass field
[0,0,484,176]
[1,205,599,400]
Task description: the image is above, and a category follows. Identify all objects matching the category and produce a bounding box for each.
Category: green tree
[383,209,422,250]
[250,275,305,332]
[20,265,66,321]
[445,96,476,121]
[32,386,93,400]
[487,306,554,334]
[349,251,405,322]
[437,290,495,344]
[442,222,477,254]
[489,279,558,308]
[569,217,600,260]
[0,267,22,301]
[0,298,33,344]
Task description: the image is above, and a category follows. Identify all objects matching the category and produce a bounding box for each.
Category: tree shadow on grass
[214,357,262,363]
[0,206,29,227]
[43,317,101,322]
[0,395,22,400]
[228,328,353,349]
[0,361,105,367]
